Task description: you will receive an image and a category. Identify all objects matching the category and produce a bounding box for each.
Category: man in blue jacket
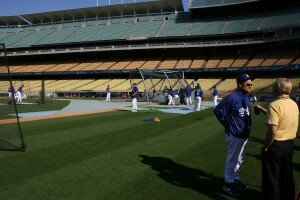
[167,87,175,106]
[185,85,192,106]
[8,85,14,98]
[194,83,203,111]
[214,74,253,197]
[212,86,218,107]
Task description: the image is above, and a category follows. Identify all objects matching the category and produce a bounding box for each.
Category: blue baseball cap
[236,74,251,84]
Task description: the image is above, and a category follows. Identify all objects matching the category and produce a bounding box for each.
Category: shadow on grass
[139,155,260,200]
[293,162,300,172]
[249,137,264,145]
[246,153,262,161]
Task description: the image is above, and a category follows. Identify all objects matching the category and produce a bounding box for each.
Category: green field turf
[0,109,299,200]
[0,99,70,119]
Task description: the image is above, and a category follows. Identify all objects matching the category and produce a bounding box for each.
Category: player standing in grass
[214,74,253,197]
[131,83,139,112]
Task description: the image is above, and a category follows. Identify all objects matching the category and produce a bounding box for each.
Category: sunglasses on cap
[244,83,253,86]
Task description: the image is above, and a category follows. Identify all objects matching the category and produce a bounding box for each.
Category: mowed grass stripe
[0,111,198,189]
[0,110,221,200]
[0,110,299,200]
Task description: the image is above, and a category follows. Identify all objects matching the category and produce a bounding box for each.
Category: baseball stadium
[0,0,299,199]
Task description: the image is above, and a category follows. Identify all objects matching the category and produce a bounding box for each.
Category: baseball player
[185,85,192,106]
[8,85,14,98]
[212,86,218,107]
[131,83,139,112]
[106,85,111,102]
[167,87,175,106]
[213,74,253,197]
[194,83,203,111]
[16,84,24,102]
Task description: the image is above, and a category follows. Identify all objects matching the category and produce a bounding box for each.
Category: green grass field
[0,109,299,200]
[0,98,70,119]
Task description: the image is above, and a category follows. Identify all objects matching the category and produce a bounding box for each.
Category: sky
[0,0,189,16]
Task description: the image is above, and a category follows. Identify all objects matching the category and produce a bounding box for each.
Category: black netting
[0,43,26,151]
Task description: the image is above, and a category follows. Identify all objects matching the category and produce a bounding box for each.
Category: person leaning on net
[255,78,299,200]
[214,74,253,197]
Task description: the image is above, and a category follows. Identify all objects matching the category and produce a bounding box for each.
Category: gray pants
[224,134,248,183]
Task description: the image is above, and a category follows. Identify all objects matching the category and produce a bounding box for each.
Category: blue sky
[0,0,189,16]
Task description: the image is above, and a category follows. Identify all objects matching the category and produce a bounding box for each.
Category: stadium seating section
[2,47,299,75]
[2,77,298,98]
[1,4,299,100]
[1,6,300,48]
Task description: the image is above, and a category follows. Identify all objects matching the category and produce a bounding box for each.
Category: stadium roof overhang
[0,0,184,26]
[188,0,261,9]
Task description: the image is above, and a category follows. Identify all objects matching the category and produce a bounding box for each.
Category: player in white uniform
[16,84,24,102]
[131,83,139,112]
[106,85,111,102]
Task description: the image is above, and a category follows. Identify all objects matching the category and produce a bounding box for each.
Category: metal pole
[1,43,26,152]
[161,69,172,90]
[177,71,185,94]
[40,80,45,105]
[138,68,150,104]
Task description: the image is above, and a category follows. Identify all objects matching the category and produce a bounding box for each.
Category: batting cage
[136,68,185,103]
[0,43,26,152]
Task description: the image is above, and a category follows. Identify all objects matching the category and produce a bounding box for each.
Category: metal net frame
[0,43,26,152]
[132,68,185,103]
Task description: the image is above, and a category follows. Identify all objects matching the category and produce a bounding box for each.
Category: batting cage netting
[0,43,26,152]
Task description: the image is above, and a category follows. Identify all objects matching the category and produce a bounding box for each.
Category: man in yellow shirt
[256,78,299,200]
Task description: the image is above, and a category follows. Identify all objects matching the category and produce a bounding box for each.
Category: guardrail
[0,38,263,57]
